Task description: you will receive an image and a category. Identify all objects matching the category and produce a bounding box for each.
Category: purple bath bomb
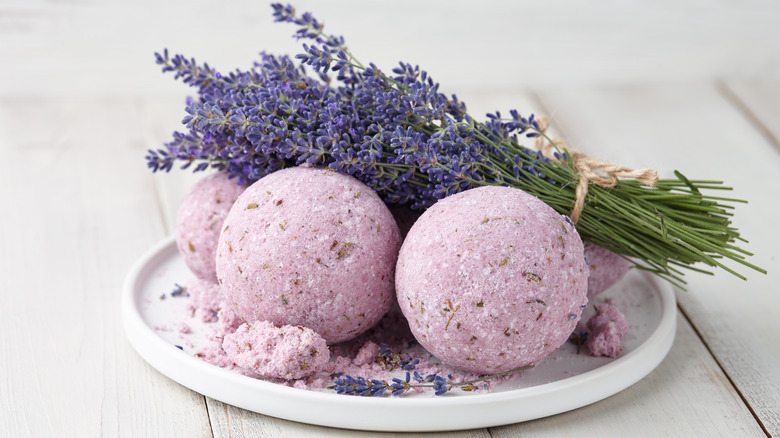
[176,172,247,282]
[584,241,632,298]
[396,186,589,374]
[216,167,401,344]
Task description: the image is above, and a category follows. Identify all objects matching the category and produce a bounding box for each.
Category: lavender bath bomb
[584,241,632,298]
[396,186,589,374]
[176,172,247,282]
[216,167,401,344]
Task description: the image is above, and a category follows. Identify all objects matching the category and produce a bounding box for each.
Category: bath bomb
[176,172,247,282]
[222,320,330,380]
[396,186,589,374]
[216,167,401,344]
[585,303,628,357]
[584,241,632,298]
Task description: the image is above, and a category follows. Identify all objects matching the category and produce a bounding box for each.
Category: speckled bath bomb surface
[396,186,589,374]
[216,167,401,344]
[584,241,632,298]
[176,172,247,282]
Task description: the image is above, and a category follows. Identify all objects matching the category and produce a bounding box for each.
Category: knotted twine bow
[532,117,659,224]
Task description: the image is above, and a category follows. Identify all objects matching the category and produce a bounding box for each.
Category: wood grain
[721,79,780,153]
[537,82,780,436]
[206,398,491,438]
[491,313,766,438]
[0,99,212,437]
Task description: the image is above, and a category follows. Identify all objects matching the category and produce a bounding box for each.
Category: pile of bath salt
[172,291,513,393]
[170,282,631,393]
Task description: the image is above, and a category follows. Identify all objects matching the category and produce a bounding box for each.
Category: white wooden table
[2,1,779,437]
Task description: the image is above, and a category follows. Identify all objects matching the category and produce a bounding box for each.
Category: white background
[2,0,780,98]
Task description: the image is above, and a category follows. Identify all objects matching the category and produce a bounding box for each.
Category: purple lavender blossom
[149,4,562,211]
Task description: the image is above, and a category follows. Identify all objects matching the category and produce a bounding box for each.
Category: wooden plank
[721,79,780,153]
[491,313,766,437]
[537,82,780,435]
[206,398,490,438]
[0,98,212,437]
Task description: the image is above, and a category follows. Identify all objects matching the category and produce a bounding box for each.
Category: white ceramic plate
[122,237,676,432]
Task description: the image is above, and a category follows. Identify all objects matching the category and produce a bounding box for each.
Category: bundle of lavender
[146,3,763,288]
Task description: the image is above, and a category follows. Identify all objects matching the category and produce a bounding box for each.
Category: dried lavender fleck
[396,186,589,374]
[176,172,247,282]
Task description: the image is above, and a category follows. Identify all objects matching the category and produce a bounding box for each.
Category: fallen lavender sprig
[147,3,764,287]
[329,346,533,397]
[331,372,458,397]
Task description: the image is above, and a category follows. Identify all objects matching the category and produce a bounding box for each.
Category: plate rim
[122,236,677,432]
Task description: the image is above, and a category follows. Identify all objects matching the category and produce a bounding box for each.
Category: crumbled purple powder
[176,284,536,393]
[185,279,223,323]
[585,303,629,358]
[177,322,192,334]
[216,300,244,335]
[222,320,331,380]
[195,337,241,371]
[352,341,381,366]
